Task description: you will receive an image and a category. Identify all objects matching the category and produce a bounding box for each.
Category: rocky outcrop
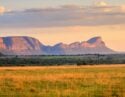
[48,37,115,55]
[0,36,45,55]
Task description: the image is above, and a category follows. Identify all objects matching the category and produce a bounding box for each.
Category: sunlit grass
[0,65,125,97]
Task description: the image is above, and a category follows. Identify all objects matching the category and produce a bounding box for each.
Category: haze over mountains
[0,36,115,55]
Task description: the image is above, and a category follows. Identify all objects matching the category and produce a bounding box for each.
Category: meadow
[0,65,125,97]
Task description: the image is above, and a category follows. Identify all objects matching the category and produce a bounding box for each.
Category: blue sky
[0,0,125,10]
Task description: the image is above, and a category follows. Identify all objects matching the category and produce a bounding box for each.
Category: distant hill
[0,36,115,55]
[0,36,44,55]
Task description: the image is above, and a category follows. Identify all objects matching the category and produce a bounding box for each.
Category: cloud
[0,5,125,28]
[0,6,5,15]
[95,1,108,7]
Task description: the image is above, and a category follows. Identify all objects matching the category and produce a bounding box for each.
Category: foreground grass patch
[0,65,125,97]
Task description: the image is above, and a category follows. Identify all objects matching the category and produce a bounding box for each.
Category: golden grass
[0,64,125,97]
[0,64,125,70]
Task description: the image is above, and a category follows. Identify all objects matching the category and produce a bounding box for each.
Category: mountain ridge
[0,36,116,55]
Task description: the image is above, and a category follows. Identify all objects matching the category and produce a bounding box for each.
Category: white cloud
[0,5,125,28]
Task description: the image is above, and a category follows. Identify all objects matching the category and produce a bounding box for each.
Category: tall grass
[0,65,125,97]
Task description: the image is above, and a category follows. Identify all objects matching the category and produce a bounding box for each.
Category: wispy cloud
[0,4,125,28]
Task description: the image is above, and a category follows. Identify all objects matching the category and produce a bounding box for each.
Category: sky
[0,0,125,51]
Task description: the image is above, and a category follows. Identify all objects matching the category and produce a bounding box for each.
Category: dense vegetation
[0,54,125,66]
[0,65,125,97]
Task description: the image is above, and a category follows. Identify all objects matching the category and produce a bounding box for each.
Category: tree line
[0,54,125,66]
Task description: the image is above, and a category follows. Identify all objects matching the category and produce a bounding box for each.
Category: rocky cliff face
[0,36,115,55]
[0,36,45,55]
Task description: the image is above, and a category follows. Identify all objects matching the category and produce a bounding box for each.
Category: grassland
[0,65,125,97]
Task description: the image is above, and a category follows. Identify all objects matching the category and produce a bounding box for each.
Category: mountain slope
[0,36,115,55]
[49,37,115,55]
[0,36,45,55]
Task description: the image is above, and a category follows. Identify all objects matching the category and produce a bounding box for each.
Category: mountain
[0,36,45,55]
[49,37,115,55]
[0,36,115,55]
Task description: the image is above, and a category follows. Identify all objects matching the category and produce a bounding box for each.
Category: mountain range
[0,36,115,55]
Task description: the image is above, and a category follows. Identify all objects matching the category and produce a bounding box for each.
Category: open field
[0,65,125,97]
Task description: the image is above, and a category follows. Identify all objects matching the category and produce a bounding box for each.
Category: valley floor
[0,64,125,97]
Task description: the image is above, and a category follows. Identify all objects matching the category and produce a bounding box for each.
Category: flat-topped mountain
[0,36,45,55]
[0,36,115,55]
